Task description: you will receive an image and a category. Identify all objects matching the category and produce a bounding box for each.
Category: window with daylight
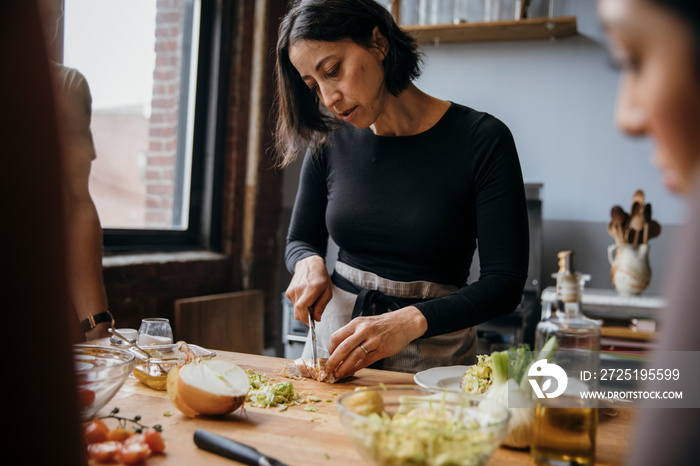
[62,0,224,250]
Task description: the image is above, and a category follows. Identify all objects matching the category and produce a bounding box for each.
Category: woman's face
[599,0,700,196]
[288,32,388,129]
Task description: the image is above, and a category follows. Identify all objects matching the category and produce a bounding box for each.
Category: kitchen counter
[87,346,635,465]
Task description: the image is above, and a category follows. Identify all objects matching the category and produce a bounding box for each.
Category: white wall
[414,0,685,225]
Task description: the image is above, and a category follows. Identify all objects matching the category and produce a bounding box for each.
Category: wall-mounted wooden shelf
[403,16,578,45]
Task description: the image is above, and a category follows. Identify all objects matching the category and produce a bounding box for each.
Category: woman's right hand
[286,255,333,324]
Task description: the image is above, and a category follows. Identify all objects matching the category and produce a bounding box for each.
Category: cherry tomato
[119,441,151,464]
[78,388,96,410]
[107,427,133,443]
[142,428,165,453]
[125,433,145,445]
[126,431,164,453]
[84,419,110,445]
[87,441,121,463]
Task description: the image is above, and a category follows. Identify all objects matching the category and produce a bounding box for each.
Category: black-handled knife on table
[194,429,289,466]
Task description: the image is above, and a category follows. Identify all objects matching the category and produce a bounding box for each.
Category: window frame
[78,0,230,253]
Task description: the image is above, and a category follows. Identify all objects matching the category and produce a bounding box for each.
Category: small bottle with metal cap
[536,251,599,351]
[531,251,600,466]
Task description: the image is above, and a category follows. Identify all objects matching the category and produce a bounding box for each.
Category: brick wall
[146,0,184,227]
[104,253,231,334]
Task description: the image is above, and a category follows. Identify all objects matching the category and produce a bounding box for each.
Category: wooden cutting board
[88,349,416,465]
[85,343,634,466]
[174,290,265,354]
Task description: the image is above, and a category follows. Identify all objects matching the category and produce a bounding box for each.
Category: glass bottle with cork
[531,250,601,466]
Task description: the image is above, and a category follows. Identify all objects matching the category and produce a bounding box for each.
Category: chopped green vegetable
[350,395,500,466]
[163,411,173,417]
[460,354,493,395]
[246,369,305,408]
[304,406,319,412]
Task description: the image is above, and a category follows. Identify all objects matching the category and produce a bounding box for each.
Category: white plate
[414,365,471,391]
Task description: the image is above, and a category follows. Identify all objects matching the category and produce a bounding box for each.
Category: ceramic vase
[607,244,651,296]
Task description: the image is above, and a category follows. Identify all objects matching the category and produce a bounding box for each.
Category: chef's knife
[194,429,289,466]
[308,306,318,369]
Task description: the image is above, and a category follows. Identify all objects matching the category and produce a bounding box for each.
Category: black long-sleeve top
[285,103,529,338]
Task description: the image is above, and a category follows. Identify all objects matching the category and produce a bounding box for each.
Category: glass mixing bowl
[73,345,135,421]
[338,385,510,466]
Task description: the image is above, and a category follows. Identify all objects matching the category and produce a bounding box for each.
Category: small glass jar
[400,0,420,25]
[452,0,470,23]
[418,0,454,25]
[499,0,521,20]
[130,343,216,390]
[137,317,174,346]
[483,0,500,21]
[131,344,181,391]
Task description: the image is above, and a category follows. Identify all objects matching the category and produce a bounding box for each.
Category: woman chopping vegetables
[275,0,529,380]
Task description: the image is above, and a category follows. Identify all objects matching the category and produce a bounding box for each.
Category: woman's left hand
[324,306,428,380]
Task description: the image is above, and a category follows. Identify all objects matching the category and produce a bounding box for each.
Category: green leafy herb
[99,407,162,433]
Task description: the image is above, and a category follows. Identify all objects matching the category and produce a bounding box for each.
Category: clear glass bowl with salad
[337,385,510,466]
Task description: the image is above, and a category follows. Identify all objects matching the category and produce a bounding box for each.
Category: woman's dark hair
[648,0,700,77]
[273,0,422,167]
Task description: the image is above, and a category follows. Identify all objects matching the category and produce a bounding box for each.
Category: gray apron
[301,261,477,373]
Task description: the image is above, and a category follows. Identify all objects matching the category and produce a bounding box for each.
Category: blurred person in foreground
[275,0,529,380]
[3,0,86,462]
[598,0,700,464]
[40,0,111,341]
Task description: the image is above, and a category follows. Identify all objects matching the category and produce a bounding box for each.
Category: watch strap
[81,311,114,334]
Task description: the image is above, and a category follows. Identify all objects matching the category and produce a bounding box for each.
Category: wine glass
[137,318,174,346]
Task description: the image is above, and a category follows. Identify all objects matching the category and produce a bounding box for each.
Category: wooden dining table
[87,341,636,466]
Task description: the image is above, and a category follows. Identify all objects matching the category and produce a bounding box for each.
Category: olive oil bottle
[531,251,600,466]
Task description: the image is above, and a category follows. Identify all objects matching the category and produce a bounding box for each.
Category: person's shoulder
[52,63,87,84]
[445,102,511,137]
[326,121,367,147]
[52,63,91,97]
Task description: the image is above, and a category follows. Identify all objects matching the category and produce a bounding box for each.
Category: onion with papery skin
[166,342,250,417]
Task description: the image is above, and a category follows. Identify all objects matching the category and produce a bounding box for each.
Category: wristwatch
[80,311,114,334]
